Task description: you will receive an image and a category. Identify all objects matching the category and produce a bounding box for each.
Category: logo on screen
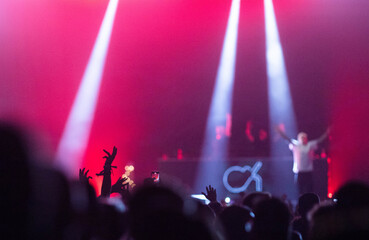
[223,161,263,193]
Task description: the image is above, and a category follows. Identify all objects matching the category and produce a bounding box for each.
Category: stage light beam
[195,0,241,199]
[264,0,297,156]
[55,0,119,177]
[202,0,240,161]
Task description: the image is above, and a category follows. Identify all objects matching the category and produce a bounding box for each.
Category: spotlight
[55,0,119,177]
[264,0,297,156]
[195,0,241,200]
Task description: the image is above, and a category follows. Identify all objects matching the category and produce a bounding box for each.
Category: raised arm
[79,168,92,184]
[202,185,217,203]
[111,177,129,195]
[275,125,294,144]
[202,185,223,215]
[315,127,331,143]
[96,146,117,197]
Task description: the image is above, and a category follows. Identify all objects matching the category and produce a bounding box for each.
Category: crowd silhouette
[1,122,369,240]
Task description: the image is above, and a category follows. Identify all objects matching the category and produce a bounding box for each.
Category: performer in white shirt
[276,127,330,195]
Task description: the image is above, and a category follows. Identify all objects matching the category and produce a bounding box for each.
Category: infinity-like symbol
[223,161,263,193]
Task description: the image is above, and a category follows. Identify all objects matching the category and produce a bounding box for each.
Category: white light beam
[201,0,240,160]
[265,0,297,156]
[55,0,119,177]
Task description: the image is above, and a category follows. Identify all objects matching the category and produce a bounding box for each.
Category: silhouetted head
[27,166,72,240]
[333,181,369,209]
[310,183,369,240]
[128,185,216,240]
[242,191,272,210]
[0,122,31,238]
[251,197,291,240]
[298,193,320,217]
[219,205,254,240]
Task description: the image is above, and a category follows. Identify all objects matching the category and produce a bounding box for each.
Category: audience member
[202,185,223,216]
[310,181,369,240]
[219,205,254,240]
[251,197,292,240]
[292,193,320,240]
[2,121,369,240]
[242,191,272,210]
[128,185,220,240]
[0,122,31,239]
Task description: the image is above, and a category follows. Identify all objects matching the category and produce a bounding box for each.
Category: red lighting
[320,149,327,158]
[259,129,268,141]
[177,149,183,160]
[328,193,333,198]
[245,121,255,142]
[327,157,334,199]
[216,126,225,140]
[225,113,232,137]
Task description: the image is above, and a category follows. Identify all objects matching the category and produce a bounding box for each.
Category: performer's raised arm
[315,127,331,143]
[275,125,295,144]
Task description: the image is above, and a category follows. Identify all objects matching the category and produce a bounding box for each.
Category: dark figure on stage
[276,126,330,195]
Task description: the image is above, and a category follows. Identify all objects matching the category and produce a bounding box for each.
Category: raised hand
[275,124,286,134]
[202,185,217,203]
[111,177,128,194]
[103,146,117,166]
[96,146,118,176]
[317,126,332,143]
[79,168,92,183]
[96,146,118,197]
[275,124,293,143]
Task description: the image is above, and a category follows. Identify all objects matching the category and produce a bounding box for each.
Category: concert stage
[159,157,328,201]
